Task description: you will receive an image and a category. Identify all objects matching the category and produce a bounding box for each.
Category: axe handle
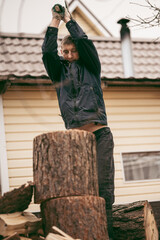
[64,0,73,19]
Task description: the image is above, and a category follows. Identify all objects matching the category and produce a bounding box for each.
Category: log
[3,233,20,240]
[51,226,76,240]
[0,182,34,213]
[20,238,32,240]
[41,196,109,240]
[112,200,159,240]
[47,226,81,240]
[46,231,80,240]
[3,237,34,240]
[33,130,98,203]
[0,212,42,237]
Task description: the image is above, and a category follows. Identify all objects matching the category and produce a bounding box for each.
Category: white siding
[3,86,160,210]
[3,86,65,189]
[104,87,160,204]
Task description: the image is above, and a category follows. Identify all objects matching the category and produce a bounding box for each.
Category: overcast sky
[0,0,160,39]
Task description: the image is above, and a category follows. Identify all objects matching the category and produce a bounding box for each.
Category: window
[122,151,160,182]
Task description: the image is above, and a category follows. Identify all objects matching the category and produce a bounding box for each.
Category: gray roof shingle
[0,32,160,80]
[0,33,45,77]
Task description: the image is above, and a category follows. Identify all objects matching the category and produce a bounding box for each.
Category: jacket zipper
[69,62,79,122]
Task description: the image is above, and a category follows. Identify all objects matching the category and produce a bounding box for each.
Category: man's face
[61,44,79,63]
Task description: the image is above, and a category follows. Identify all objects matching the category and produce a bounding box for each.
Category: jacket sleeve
[66,20,101,76]
[42,27,62,83]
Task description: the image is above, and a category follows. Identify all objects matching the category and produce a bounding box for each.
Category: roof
[0,32,160,89]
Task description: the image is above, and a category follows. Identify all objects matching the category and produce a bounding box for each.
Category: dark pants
[93,127,115,239]
[93,126,115,206]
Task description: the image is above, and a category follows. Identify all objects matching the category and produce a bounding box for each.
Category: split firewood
[0,212,42,237]
[46,233,71,240]
[3,233,20,240]
[0,182,34,213]
[51,226,74,240]
[112,200,159,240]
[45,226,81,240]
[3,235,32,240]
[19,237,32,240]
[38,237,45,240]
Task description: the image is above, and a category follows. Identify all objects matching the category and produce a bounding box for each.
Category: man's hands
[52,4,65,21]
[51,4,71,25]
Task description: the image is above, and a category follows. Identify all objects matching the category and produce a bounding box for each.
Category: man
[42,5,115,239]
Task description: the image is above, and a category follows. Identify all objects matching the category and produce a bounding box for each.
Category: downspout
[117,18,135,78]
[0,95,9,195]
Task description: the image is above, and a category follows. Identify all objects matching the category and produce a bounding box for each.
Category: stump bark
[33,130,98,203]
[0,182,33,213]
[112,200,159,240]
[41,196,109,240]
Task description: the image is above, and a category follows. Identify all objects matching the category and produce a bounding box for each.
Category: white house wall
[104,87,160,204]
[0,95,9,195]
[2,85,160,210]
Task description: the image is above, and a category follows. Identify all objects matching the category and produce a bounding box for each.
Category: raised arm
[42,12,62,83]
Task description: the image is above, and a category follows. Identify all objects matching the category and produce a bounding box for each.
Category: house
[0,0,160,217]
[57,0,112,37]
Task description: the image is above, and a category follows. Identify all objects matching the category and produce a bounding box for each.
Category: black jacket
[42,20,107,129]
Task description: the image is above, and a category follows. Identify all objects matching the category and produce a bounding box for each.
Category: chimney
[117,18,134,78]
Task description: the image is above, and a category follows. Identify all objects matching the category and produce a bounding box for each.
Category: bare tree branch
[128,0,160,28]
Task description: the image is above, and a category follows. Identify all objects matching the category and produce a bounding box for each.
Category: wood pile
[33,130,159,239]
[0,183,159,240]
[0,130,159,239]
[0,212,42,237]
[0,182,42,240]
[33,130,109,240]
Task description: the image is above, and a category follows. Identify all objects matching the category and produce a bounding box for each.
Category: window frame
[120,149,160,183]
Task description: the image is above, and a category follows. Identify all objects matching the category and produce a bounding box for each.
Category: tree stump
[112,200,159,240]
[41,196,109,240]
[33,130,98,203]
